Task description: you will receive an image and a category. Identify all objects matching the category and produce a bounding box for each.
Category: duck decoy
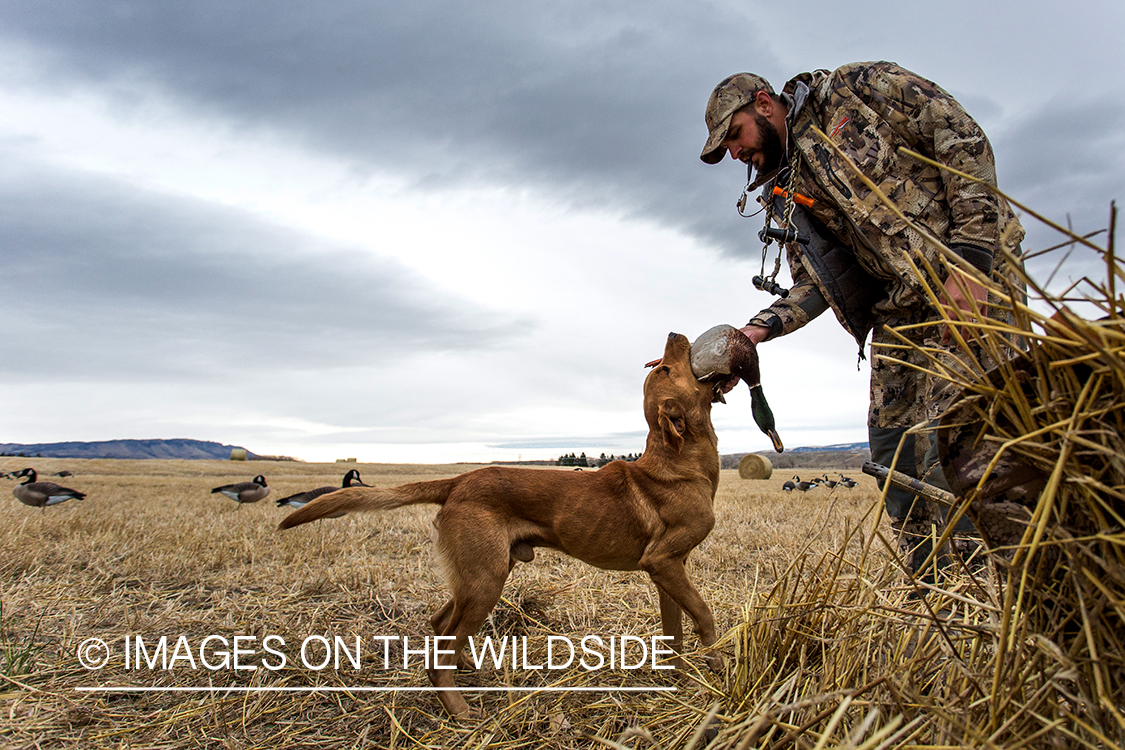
[689,324,784,453]
[10,468,85,508]
[276,469,367,518]
[211,475,269,507]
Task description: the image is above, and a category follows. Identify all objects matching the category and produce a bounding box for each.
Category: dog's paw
[439,694,482,722]
[454,705,484,722]
[704,650,725,672]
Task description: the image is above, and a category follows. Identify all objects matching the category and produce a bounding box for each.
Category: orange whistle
[772,186,814,207]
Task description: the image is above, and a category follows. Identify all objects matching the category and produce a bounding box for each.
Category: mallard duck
[689,324,783,453]
[276,469,367,518]
[10,468,85,508]
[211,475,269,507]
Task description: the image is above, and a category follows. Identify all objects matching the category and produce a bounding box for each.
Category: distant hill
[0,439,260,461]
[786,442,869,454]
[721,442,870,471]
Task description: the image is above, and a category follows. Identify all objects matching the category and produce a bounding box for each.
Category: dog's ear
[658,399,686,453]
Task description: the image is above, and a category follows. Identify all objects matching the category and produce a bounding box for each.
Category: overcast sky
[1,1,1121,463]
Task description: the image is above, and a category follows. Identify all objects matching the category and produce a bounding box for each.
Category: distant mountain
[721,442,870,471]
[787,442,870,454]
[0,439,258,461]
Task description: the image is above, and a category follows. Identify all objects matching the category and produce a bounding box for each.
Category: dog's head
[643,332,721,454]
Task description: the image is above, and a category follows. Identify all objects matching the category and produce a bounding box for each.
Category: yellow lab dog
[280,332,724,718]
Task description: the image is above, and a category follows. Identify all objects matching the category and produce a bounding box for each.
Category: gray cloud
[6,1,1119,267]
[0,157,530,382]
[488,431,650,451]
[0,1,770,255]
[986,96,1125,290]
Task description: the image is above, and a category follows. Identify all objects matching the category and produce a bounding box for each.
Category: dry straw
[697,130,1124,749]
[738,454,773,481]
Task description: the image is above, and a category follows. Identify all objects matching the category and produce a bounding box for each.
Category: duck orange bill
[749,384,784,453]
[644,358,661,368]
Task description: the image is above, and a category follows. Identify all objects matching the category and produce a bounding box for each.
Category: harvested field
[2,441,1121,748]
[1,458,894,748]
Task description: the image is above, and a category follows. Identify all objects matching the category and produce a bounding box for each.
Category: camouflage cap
[700,73,774,165]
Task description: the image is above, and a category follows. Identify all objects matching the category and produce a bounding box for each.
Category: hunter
[701,61,1025,573]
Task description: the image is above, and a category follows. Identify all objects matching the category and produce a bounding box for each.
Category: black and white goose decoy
[275,469,367,518]
[821,473,839,488]
[782,478,797,491]
[838,475,857,488]
[10,468,86,508]
[791,475,817,492]
[211,475,269,507]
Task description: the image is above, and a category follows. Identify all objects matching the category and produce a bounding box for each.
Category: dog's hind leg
[657,587,686,670]
[431,554,521,671]
[641,556,723,670]
[431,599,455,635]
[427,518,512,719]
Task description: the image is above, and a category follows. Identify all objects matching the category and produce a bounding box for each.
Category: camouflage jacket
[748,61,1025,348]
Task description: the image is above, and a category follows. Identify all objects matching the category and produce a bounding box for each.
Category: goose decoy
[10,468,86,508]
[821,473,839,488]
[839,475,857,488]
[782,478,797,491]
[275,469,367,518]
[211,475,269,507]
[689,324,784,453]
[792,475,816,492]
[53,470,74,478]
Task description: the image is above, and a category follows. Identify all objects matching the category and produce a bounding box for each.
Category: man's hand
[941,273,988,346]
[717,325,771,393]
[739,324,771,345]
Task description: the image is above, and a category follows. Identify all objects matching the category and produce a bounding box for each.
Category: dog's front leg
[641,556,723,671]
[657,587,685,670]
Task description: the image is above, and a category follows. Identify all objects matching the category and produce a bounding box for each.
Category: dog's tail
[277,477,456,530]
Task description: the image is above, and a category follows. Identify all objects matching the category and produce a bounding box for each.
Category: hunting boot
[890,516,950,584]
[950,534,987,573]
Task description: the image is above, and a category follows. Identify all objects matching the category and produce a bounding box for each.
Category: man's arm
[744,257,830,342]
[720,262,830,392]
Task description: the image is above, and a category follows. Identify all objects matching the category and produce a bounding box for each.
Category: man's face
[722,108,785,175]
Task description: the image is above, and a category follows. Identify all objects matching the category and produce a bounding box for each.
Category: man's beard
[753,111,786,176]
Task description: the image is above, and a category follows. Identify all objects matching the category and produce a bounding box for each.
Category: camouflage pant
[870,421,977,575]
[867,306,985,573]
[868,312,968,429]
[867,249,1025,430]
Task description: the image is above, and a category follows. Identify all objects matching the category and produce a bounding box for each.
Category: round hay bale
[229,448,247,461]
[738,453,772,480]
